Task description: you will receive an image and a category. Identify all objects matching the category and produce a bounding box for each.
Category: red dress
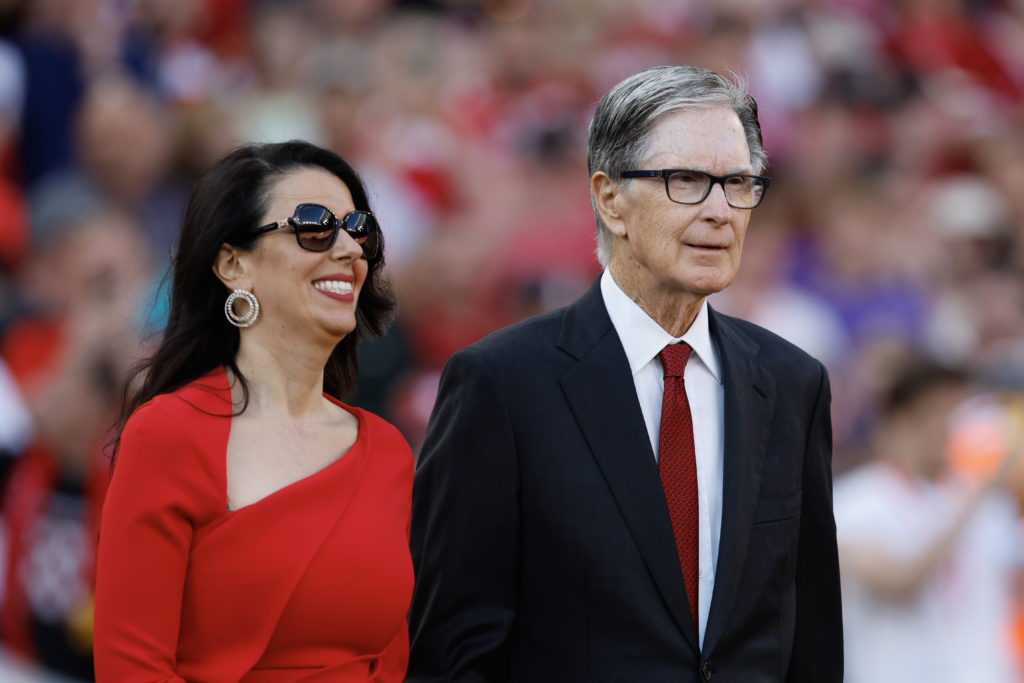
[93,368,414,682]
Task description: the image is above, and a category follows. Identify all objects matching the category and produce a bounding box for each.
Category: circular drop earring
[224,289,260,328]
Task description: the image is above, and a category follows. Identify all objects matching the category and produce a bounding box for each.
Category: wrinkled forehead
[639,107,753,172]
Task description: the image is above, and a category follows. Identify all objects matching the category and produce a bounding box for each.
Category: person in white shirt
[835,358,1023,683]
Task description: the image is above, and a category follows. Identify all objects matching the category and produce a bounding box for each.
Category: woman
[94,141,412,681]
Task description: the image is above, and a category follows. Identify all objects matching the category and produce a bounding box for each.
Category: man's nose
[701,182,733,221]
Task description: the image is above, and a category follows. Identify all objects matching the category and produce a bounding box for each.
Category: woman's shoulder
[358,408,408,444]
[113,370,229,516]
[352,408,414,488]
[123,368,232,448]
[327,399,412,459]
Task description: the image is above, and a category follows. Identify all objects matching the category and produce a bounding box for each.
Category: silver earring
[224,289,259,328]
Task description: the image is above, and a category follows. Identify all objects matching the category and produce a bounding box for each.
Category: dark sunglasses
[254,203,380,260]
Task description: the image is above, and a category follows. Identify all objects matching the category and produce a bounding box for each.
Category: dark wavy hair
[112,141,395,457]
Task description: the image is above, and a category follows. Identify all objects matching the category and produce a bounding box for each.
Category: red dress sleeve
[93,397,224,682]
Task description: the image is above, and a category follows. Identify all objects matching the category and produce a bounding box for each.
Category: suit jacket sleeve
[407,347,519,683]
[787,363,843,682]
[94,400,205,682]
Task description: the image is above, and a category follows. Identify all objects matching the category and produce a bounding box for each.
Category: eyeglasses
[253,203,380,260]
[620,169,770,209]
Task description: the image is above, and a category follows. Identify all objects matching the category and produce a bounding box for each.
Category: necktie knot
[659,342,691,378]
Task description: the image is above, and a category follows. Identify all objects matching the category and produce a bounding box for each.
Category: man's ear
[212,244,250,290]
[591,172,628,238]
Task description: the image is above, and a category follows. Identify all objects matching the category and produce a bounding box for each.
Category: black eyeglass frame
[253,203,380,260]
[620,169,770,209]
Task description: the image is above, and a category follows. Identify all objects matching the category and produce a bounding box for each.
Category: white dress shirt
[600,269,724,649]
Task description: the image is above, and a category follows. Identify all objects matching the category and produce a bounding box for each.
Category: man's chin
[678,273,736,297]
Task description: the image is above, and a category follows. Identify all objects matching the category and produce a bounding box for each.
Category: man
[834,358,1023,683]
[407,65,843,682]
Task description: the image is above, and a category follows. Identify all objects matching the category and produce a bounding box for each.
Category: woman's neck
[231,336,332,420]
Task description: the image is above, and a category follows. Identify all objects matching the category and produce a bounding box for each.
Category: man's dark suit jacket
[407,279,843,683]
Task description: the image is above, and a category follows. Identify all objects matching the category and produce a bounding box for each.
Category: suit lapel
[557,281,700,653]
[702,309,775,655]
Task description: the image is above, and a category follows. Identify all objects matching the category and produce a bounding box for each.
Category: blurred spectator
[0,38,26,273]
[121,0,225,104]
[14,0,90,186]
[69,75,186,257]
[834,356,1023,683]
[917,174,1024,379]
[230,0,327,145]
[0,203,153,679]
[0,359,30,457]
[802,177,932,352]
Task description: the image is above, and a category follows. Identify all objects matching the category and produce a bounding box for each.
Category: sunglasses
[253,203,380,260]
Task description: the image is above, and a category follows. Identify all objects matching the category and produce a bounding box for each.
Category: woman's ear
[212,244,250,290]
[591,172,628,238]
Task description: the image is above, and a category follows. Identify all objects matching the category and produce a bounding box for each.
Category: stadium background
[0,0,1022,679]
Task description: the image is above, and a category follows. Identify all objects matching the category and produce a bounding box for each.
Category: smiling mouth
[313,280,353,295]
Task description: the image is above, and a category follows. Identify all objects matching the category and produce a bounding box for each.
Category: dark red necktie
[658,342,699,632]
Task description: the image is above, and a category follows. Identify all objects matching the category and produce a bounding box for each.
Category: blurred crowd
[0,0,1022,679]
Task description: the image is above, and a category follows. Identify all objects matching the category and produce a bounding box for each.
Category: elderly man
[408,65,842,683]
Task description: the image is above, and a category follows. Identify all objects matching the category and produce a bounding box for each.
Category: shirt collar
[600,268,721,383]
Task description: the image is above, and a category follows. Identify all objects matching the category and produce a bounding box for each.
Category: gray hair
[587,65,765,266]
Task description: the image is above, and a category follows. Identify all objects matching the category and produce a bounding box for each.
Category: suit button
[701,661,714,680]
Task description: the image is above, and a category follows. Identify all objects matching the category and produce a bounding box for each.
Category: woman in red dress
[93,141,412,682]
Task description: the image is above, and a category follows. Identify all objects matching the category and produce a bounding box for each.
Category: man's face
[608,106,754,308]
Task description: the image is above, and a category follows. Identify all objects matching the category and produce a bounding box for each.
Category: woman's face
[241,167,369,346]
